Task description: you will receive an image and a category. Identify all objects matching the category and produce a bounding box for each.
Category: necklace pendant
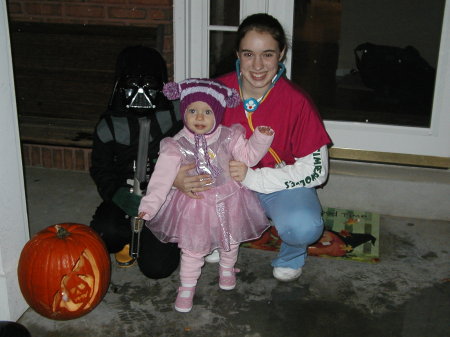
[244,98,258,112]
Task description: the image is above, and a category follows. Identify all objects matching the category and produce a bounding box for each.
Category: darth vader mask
[109,46,170,115]
[116,74,159,109]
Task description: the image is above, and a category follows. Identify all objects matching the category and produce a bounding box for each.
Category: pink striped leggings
[179,244,239,286]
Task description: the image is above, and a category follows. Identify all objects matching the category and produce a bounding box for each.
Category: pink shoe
[219,265,240,290]
[174,286,195,313]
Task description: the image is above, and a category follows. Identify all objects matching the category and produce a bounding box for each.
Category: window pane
[210,0,240,26]
[209,31,237,78]
[291,0,445,128]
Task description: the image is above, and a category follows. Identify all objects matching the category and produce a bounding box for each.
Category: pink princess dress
[138,123,273,254]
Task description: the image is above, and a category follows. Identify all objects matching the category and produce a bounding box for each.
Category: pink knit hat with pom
[163,78,240,133]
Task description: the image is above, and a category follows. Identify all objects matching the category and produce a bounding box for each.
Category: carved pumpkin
[17,223,111,320]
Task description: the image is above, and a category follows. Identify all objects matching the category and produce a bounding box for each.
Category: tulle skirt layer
[147,181,270,254]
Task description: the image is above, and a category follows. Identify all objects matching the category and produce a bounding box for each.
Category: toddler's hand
[257,126,274,136]
[138,212,146,218]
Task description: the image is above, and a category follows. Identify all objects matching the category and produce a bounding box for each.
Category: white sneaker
[273,266,302,282]
[204,249,220,263]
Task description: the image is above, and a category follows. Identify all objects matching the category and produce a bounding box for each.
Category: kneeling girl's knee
[276,213,324,247]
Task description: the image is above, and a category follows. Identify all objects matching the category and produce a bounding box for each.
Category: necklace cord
[246,112,282,164]
[236,60,285,165]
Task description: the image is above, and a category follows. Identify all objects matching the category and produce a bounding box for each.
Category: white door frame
[0,3,30,321]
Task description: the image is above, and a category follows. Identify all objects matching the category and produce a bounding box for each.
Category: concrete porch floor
[17,167,450,337]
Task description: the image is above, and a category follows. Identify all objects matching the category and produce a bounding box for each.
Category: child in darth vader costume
[90,45,182,278]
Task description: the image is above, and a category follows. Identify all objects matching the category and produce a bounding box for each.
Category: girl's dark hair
[235,13,288,54]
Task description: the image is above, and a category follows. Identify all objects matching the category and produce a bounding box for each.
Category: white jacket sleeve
[241,145,329,194]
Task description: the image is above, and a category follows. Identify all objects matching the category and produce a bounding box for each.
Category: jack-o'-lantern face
[52,249,100,313]
[18,223,111,320]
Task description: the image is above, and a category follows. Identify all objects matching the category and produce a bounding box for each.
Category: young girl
[175,14,332,283]
[138,78,274,313]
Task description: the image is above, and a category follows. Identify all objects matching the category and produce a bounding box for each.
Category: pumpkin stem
[55,224,70,239]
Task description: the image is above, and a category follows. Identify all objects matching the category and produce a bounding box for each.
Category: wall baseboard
[318,160,450,221]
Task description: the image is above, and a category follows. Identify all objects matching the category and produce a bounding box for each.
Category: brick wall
[22,144,92,172]
[7,0,175,171]
[6,0,175,77]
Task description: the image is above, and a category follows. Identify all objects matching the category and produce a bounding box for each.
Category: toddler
[138,78,274,312]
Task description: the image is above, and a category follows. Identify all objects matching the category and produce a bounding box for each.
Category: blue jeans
[257,188,324,269]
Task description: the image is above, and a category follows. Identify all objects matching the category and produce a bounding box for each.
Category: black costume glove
[112,186,142,217]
